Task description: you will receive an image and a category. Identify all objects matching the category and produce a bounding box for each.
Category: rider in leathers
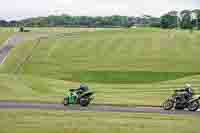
[175,84,193,104]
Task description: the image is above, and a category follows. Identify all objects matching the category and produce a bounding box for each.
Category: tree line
[0,15,160,28]
[161,10,200,29]
[0,9,199,29]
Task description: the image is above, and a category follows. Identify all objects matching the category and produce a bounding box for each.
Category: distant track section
[0,34,24,64]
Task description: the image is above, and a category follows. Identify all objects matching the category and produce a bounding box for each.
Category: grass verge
[0,109,200,133]
[0,31,14,45]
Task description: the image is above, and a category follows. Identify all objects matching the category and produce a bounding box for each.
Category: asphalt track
[0,101,200,115]
[0,34,24,64]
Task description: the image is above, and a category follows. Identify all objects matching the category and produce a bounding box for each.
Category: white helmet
[185,84,191,89]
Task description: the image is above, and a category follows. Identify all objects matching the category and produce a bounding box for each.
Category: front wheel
[188,101,199,112]
[162,99,174,110]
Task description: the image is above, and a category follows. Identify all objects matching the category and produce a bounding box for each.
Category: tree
[192,9,200,30]
[197,12,200,30]
[0,20,8,26]
[160,14,177,28]
[180,10,193,29]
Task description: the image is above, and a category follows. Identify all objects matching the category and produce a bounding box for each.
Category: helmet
[80,84,89,91]
[184,84,191,89]
[184,84,193,93]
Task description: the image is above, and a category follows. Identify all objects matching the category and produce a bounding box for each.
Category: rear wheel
[188,101,199,112]
[63,97,68,106]
[163,99,174,110]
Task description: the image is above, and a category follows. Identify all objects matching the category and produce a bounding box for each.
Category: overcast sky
[0,0,200,20]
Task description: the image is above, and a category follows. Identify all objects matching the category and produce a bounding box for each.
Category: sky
[0,0,200,20]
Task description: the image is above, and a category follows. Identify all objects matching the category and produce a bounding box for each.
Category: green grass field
[1,27,200,133]
[23,27,119,33]
[0,109,199,133]
[0,31,14,45]
[1,28,200,106]
[0,27,18,32]
[2,28,200,83]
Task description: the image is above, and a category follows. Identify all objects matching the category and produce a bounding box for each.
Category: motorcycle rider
[175,84,193,103]
[69,84,89,95]
[79,84,89,92]
[67,84,88,104]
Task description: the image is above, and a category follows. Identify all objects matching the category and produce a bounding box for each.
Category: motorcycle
[162,90,200,111]
[63,88,94,107]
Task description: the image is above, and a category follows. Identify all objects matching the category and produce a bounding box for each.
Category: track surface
[0,101,200,115]
[0,34,24,64]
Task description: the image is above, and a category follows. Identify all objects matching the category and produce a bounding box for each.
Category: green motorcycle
[63,86,94,107]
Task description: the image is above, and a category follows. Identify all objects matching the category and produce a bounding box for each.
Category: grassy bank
[1,28,200,106]
[0,109,200,133]
[0,31,14,45]
[2,28,200,83]
[0,73,200,106]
